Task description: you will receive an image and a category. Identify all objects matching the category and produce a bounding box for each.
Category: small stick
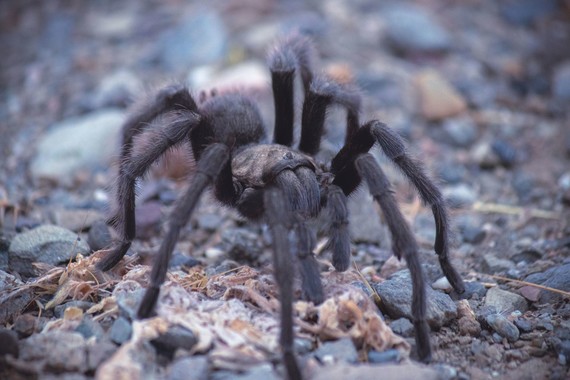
[472,201,559,220]
[480,273,570,298]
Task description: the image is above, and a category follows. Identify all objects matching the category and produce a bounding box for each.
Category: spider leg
[97,110,201,271]
[331,121,465,294]
[323,184,351,272]
[137,143,230,318]
[120,85,198,159]
[299,75,361,155]
[264,186,303,380]
[268,34,315,146]
[354,153,431,362]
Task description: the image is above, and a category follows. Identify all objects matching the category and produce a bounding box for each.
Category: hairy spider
[96,34,465,379]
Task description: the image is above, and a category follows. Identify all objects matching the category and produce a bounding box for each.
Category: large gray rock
[8,225,91,277]
[312,362,439,380]
[375,269,457,329]
[30,108,124,185]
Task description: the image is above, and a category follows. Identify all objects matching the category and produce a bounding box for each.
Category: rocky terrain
[1,0,569,379]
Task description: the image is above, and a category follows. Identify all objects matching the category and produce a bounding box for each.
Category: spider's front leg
[264,186,303,380]
[97,103,201,272]
[137,143,230,318]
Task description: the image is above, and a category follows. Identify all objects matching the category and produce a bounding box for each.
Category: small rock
[485,314,520,342]
[452,281,487,300]
[414,69,467,121]
[30,109,124,185]
[437,162,465,185]
[169,252,201,269]
[514,318,533,333]
[18,331,87,373]
[472,142,501,169]
[482,254,515,273]
[431,277,452,292]
[151,325,198,358]
[168,356,209,380]
[313,338,358,364]
[156,10,227,70]
[113,280,145,320]
[0,270,34,324]
[383,4,451,55]
[13,314,37,338]
[367,349,401,364]
[500,0,559,26]
[86,340,117,372]
[108,316,132,345]
[491,140,517,167]
[484,287,528,313]
[390,318,414,337]
[222,228,263,263]
[442,118,478,148]
[459,224,486,245]
[0,328,19,357]
[518,285,541,302]
[9,225,91,277]
[92,69,142,108]
[375,270,457,329]
[524,263,570,303]
[88,219,113,251]
[75,315,105,340]
[443,184,477,208]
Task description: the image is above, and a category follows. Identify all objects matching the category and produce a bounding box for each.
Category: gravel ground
[1,0,570,379]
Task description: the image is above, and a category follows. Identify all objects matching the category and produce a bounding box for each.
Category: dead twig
[478,272,570,298]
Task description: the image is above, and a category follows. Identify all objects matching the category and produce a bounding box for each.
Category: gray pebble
[151,325,198,358]
[390,318,414,337]
[9,225,91,277]
[87,219,112,251]
[108,316,132,345]
[442,118,478,148]
[222,228,263,263]
[0,328,19,357]
[485,314,520,342]
[54,300,95,319]
[383,4,451,54]
[375,270,457,329]
[367,348,401,364]
[313,338,358,364]
[482,254,515,273]
[443,184,477,208]
[484,287,528,313]
[168,356,209,380]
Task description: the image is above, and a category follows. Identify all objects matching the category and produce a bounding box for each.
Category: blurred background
[1,0,570,378]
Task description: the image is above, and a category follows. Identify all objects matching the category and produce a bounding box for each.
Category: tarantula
[96,35,465,379]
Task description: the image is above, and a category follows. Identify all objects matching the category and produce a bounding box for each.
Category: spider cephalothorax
[97,34,465,380]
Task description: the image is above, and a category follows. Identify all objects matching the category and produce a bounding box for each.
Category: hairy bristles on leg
[323,185,351,272]
[354,153,431,362]
[299,75,361,155]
